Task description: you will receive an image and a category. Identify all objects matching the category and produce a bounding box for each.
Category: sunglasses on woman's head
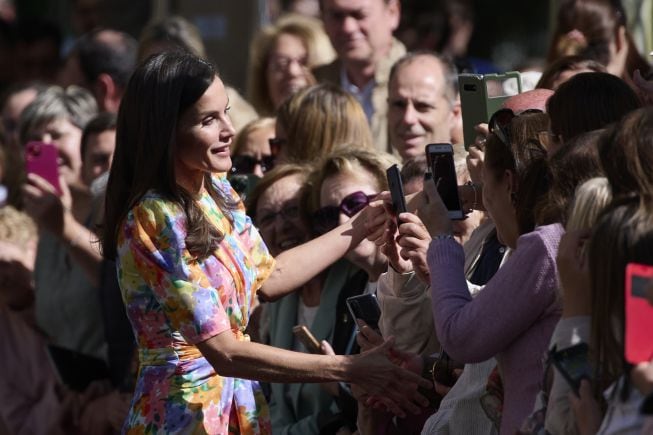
[312,191,376,235]
[230,154,276,176]
[489,108,543,146]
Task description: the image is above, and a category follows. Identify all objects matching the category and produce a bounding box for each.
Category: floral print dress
[117,175,275,434]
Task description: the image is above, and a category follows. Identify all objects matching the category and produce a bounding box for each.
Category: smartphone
[24,141,62,195]
[625,263,653,364]
[386,164,407,223]
[459,72,522,149]
[425,143,464,220]
[550,343,592,396]
[346,293,381,331]
[292,324,322,354]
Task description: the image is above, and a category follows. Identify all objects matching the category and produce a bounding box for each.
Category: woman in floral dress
[101,52,428,434]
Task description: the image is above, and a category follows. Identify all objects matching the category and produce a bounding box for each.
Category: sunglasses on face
[488,108,543,146]
[312,191,376,235]
[230,154,275,175]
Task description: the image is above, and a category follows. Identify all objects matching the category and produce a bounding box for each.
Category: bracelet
[466,181,479,211]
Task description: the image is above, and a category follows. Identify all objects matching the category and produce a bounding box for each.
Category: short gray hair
[389,51,459,105]
[19,85,98,145]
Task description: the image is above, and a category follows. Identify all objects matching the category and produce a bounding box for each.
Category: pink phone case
[625,262,653,364]
[24,141,62,195]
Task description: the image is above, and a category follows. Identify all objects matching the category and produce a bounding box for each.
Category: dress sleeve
[118,198,232,344]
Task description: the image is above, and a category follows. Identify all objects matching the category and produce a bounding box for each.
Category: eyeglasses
[230,154,276,175]
[268,55,308,73]
[488,108,543,146]
[257,203,301,229]
[312,191,376,235]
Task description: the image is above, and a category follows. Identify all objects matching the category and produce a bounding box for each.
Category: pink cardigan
[427,223,564,435]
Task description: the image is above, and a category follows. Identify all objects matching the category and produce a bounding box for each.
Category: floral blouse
[117,174,275,434]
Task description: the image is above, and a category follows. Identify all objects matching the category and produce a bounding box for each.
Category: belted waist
[139,329,250,366]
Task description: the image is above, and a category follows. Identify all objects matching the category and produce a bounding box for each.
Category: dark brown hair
[484,112,550,235]
[547,72,640,142]
[536,55,606,90]
[537,129,605,227]
[101,52,236,261]
[548,0,651,80]
[598,106,653,199]
[588,198,653,396]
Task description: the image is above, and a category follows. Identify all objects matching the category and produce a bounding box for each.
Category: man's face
[388,57,458,161]
[322,0,399,65]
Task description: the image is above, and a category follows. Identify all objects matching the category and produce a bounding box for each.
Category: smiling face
[266,32,311,109]
[255,173,309,256]
[388,57,456,160]
[322,0,399,66]
[26,117,83,186]
[175,76,235,192]
[319,166,385,272]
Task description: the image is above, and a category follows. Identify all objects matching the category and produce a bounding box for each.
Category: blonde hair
[277,84,373,164]
[566,177,612,231]
[231,117,276,155]
[304,148,399,215]
[247,13,335,115]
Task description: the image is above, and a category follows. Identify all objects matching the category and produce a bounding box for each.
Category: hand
[396,212,432,284]
[569,379,602,435]
[355,320,384,353]
[415,180,454,238]
[630,360,653,396]
[348,338,432,418]
[0,241,35,308]
[466,145,485,186]
[381,219,414,274]
[361,196,392,246]
[556,230,592,318]
[22,173,72,237]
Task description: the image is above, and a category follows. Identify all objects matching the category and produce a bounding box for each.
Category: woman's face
[319,167,384,272]
[255,173,309,256]
[266,33,310,109]
[175,76,235,188]
[233,124,275,178]
[481,161,519,248]
[27,117,83,187]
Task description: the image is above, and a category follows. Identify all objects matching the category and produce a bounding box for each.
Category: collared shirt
[340,67,376,123]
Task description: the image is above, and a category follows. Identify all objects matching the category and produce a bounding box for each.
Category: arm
[377,269,439,355]
[23,174,102,286]
[427,231,559,363]
[258,205,369,301]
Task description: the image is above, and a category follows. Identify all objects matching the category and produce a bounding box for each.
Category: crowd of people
[0,0,653,434]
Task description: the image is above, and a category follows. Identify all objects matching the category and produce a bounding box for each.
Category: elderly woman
[19,86,108,366]
[247,14,335,116]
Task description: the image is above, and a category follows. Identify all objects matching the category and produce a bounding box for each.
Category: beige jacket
[313,38,406,154]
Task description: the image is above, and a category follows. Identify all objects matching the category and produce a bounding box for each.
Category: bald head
[503,88,554,113]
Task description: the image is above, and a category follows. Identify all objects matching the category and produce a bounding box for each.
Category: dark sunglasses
[230,154,276,175]
[312,191,376,235]
[489,108,543,146]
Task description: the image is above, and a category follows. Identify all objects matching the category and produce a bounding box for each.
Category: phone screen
[346,294,381,330]
[426,145,463,219]
[551,343,591,394]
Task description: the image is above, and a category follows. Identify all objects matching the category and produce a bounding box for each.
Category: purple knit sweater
[427,223,564,435]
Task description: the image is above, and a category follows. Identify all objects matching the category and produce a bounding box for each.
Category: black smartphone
[346,293,381,331]
[550,343,592,396]
[292,325,322,354]
[386,164,407,223]
[425,143,464,219]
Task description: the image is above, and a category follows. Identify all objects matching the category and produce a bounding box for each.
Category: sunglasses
[489,108,543,146]
[230,154,276,175]
[312,191,376,235]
